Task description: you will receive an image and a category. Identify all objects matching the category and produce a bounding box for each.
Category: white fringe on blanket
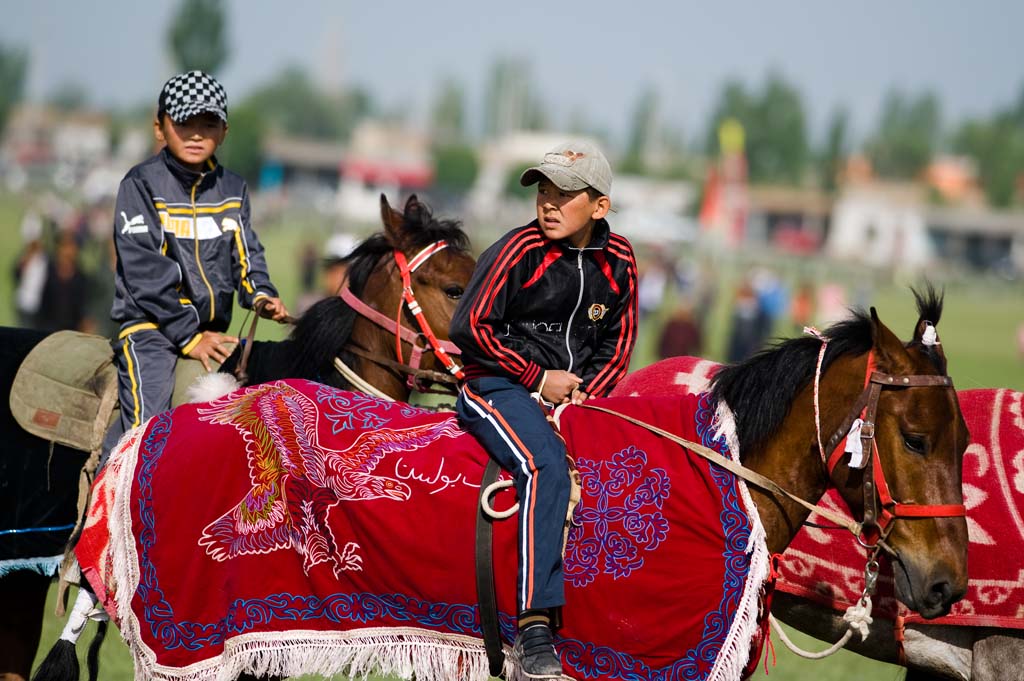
[706,401,771,681]
[143,628,511,681]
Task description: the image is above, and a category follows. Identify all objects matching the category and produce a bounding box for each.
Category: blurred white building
[826,184,932,269]
[336,121,433,224]
[468,131,695,245]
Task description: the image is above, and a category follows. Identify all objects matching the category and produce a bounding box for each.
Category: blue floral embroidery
[313,381,430,433]
[565,445,670,587]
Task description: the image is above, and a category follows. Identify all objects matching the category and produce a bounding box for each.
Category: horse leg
[0,571,50,681]
[903,623,974,681]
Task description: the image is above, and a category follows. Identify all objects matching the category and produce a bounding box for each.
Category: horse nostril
[927,581,953,609]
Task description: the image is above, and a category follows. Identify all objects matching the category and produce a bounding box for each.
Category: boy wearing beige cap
[451,141,638,678]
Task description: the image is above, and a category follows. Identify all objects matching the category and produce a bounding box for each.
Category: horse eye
[903,433,927,455]
[444,285,464,300]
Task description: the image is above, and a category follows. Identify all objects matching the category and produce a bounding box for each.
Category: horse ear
[404,194,426,227]
[379,194,405,244]
[870,307,913,371]
[911,317,949,369]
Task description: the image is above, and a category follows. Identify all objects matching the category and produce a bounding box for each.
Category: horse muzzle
[894,557,968,619]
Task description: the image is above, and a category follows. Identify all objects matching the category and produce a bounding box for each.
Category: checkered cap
[159,70,228,123]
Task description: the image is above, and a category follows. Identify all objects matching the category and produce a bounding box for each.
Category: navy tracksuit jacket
[111,148,278,431]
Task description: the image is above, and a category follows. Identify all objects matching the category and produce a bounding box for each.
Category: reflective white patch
[845,419,865,468]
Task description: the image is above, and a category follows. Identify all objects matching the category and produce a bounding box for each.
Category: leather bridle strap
[393,243,465,382]
[234,298,298,384]
[340,280,462,372]
[822,361,965,534]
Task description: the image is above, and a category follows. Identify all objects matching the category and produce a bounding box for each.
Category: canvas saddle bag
[9,330,218,453]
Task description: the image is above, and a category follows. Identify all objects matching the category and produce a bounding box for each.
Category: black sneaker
[511,623,564,679]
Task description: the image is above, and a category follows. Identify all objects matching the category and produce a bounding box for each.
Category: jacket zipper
[565,250,585,372]
[191,175,216,322]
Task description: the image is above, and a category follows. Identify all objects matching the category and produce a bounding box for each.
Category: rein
[234,299,298,385]
[339,240,464,394]
[576,403,884,553]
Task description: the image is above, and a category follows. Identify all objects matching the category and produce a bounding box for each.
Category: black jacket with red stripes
[451,218,638,397]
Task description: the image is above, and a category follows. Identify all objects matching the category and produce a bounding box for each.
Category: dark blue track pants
[456,376,570,613]
[112,327,177,433]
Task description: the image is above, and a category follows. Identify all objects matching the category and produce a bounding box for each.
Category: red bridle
[821,350,966,544]
[340,241,464,388]
[392,243,465,382]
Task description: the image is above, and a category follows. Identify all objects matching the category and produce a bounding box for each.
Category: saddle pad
[77,379,770,681]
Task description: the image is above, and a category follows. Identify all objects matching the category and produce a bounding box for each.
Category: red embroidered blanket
[612,356,1024,629]
[77,378,769,681]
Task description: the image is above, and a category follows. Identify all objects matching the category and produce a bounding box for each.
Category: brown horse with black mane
[222,193,475,401]
[2,194,475,681]
[705,287,968,620]
[31,288,968,681]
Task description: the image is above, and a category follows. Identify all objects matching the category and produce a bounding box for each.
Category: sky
[6,1,1024,150]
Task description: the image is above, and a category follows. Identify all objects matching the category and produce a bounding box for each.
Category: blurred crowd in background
[4,0,1024,369]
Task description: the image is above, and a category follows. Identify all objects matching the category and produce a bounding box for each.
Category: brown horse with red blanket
[612,347,1021,680]
[35,288,968,681]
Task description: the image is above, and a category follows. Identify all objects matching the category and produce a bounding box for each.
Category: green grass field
[5,191,1022,680]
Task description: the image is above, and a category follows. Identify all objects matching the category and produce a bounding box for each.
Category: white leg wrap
[59,588,100,643]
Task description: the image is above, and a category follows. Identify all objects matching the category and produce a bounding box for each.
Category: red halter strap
[392,242,465,382]
[823,351,965,539]
[338,240,464,385]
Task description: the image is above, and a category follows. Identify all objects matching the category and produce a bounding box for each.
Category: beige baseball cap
[520,140,612,197]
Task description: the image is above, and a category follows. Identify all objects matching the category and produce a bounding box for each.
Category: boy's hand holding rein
[540,369,584,405]
[257,296,290,322]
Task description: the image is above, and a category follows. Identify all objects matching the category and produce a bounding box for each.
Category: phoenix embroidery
[196,381,460,576]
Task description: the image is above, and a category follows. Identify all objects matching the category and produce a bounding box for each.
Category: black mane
[709,286,944,453]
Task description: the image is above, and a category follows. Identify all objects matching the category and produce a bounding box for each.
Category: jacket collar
[160,147,219,188]
[530,218,612,250]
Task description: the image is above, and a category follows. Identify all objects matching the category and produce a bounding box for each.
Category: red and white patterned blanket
[77,378,770,681]
[613,356,1024,629]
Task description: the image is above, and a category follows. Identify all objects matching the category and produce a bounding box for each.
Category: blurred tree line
[0,0,1022,209]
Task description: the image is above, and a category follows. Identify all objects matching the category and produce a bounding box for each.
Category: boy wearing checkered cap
[109,70,288,435]
[451,140,638,679]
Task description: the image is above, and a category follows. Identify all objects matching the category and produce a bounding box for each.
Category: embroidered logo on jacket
[120,212,149,235]
[588,304,608,322]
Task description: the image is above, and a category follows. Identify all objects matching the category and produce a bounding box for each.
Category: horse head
[828,290,969,618]
[338,194,475,398]
[379,193,476,343]
[710,285,968,620]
